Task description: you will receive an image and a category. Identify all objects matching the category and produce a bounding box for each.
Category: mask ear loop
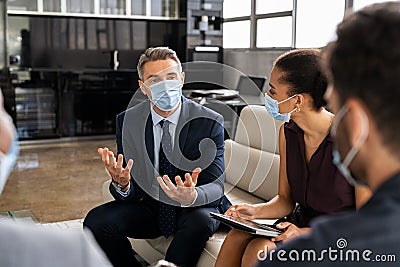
[277,94,297,105]
[331,105,349,137]
[278,94,297,115]
[143,80,159,107]
[295,95,301,112]
[341,108,369,167]
[278,94,298,115]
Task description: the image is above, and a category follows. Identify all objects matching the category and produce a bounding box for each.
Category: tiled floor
[0,136,116,223]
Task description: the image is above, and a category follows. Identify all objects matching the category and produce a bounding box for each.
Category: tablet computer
[210,212,283,237]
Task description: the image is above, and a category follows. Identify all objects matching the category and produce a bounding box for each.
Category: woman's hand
[225,203,258,220]
[271,222,311,243]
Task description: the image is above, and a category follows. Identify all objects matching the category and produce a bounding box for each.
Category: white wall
[223,49,288,91]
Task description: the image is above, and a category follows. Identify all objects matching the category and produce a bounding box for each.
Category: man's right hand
[98,147,133,190]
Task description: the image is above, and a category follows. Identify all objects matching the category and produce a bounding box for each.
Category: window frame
[223,0,355,49]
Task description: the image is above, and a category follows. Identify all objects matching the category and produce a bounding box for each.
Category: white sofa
[103,105,283,266]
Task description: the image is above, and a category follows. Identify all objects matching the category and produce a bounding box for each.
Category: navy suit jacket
[110,97,231,212]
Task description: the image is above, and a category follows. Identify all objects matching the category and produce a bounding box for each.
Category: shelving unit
[14,86,58,139]
[7,0,182,20]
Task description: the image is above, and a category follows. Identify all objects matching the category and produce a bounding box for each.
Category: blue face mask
[0,135,19,194]
[264,94,297,122]
[331,105,369,187]
[149,80,182,111]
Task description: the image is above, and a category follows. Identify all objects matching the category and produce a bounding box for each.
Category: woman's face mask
[264,93,297,122]
[148,79,182,111]
[331,105,369,187]
[0,135,19,194]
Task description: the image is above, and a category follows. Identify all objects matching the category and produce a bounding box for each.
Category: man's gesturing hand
[157,167,201,206]
[98,147,133,191]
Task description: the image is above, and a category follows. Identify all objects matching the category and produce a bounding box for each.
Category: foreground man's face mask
[331,105,369,187]
[149,79,182,112]
[0,134,19,194]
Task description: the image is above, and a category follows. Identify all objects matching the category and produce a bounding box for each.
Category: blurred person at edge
[215,48,371,267]
[0,90,112,267]
[256,2,400,267]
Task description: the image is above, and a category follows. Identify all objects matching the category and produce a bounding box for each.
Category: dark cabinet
[15,87,58,139]
[5,69,138,139]
[59,70,137,136]
[8,70,60,139]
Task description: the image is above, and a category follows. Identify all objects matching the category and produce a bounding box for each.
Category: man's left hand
[157,167,201,206]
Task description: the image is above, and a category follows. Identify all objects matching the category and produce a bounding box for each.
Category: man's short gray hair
[137,47,182,80]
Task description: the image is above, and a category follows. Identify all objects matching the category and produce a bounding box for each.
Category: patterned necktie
[158,120,176,237]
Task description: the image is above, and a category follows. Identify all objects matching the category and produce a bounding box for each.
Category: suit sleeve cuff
[112,181,131,197]
[181,189,198,207]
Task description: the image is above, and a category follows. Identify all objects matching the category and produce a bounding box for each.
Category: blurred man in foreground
[256,2,400,266]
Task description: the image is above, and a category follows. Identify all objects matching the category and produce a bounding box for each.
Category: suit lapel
[141,103,160,196]
[173,98,190,168]
[145,115,155,165]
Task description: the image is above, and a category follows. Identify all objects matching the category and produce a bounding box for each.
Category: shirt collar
[150,103,182,127]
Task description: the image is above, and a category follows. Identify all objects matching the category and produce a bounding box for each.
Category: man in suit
[256,2,400,266]
[84,47,231,267]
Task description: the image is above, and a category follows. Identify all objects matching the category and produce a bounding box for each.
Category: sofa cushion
[234,105,282,153]
[224,183,265,205]
[224,139,279,201]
